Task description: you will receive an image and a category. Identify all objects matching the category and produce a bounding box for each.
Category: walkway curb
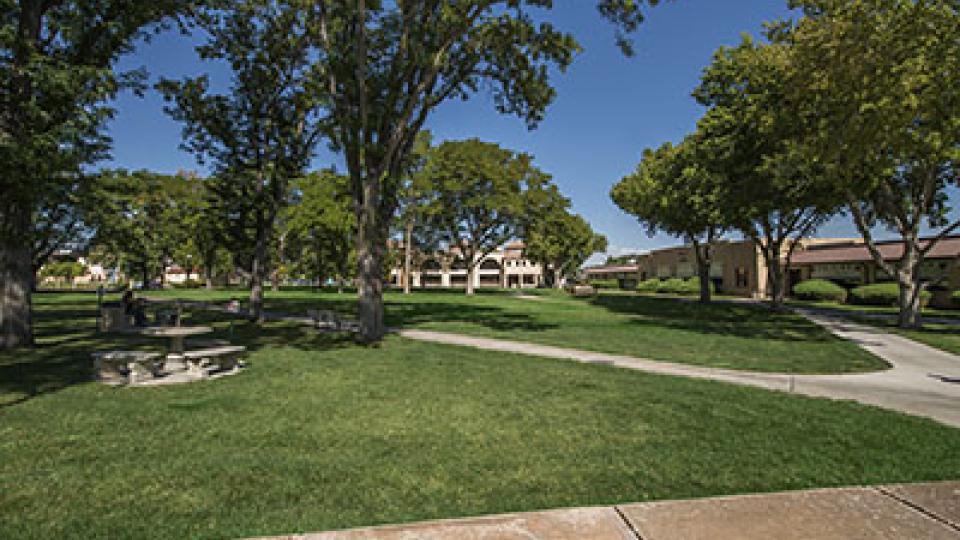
[249,481,960,539]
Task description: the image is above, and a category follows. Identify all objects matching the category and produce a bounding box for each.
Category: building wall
[389,246,543,289]
[632,240,767,298]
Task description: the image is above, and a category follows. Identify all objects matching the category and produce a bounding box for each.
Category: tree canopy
[612,136,725,302]
[158,0,326,321]
[1,0,199,349]
[420,139,551,295]
[693,35,839,307]
[785,0,960,326]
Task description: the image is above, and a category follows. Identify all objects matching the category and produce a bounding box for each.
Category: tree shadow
[384,301,556,332]
[0,300,357,409]
[0,301,106,408]
[261,290,556,333]
[587,294,840,343]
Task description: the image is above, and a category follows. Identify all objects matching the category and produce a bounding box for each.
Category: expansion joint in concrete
[874,485,960,533]
[613,505,644,539]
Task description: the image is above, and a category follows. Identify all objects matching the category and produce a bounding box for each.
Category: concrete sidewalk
[400,309,960,427]
[253,481,960,539]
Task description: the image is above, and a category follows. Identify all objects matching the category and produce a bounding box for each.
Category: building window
[735,267,749,288]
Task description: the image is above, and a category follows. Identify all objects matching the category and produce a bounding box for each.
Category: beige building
[586,240,772,298]
[389,241,544,289]
[585,236,960,304]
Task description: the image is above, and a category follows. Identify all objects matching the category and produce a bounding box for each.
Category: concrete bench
[308,309,360,333]
[569,284,597,298]
[182,345,247,377]
[92,350,163,385]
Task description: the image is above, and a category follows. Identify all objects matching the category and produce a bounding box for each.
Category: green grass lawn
[204,287,883,374]
[1,293,959,539]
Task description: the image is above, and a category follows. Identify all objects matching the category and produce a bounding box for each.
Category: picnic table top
[140,326,213,338]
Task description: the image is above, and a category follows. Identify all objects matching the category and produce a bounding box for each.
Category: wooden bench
[181,345,247,377]
[92,351,163,385]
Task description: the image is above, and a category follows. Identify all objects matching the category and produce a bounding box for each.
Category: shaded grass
[124,288,888,373]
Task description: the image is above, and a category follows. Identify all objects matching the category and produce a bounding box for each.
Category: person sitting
[122,290,148,327]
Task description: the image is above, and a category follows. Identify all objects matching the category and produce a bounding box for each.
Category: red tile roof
[792,237,960,265]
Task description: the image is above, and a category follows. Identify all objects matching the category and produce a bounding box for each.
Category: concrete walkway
[253,481,960,539]
[400,310,960,427]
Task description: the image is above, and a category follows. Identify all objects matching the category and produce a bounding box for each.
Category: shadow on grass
[262,291,556,333]
[587,294,841,343]
[0,300,358,409]
[0,302,104,409]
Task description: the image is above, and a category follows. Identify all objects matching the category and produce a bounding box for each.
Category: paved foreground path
[400,310,960,427]
[253,481,960,539]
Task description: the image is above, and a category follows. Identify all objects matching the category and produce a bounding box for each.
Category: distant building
[164,265,201,285]
[584,236,960,305]
[389,241,544,289]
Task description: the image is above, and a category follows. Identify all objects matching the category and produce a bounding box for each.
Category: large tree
[90,170,197,288]
[421,139,551,295]
[158,0,325,322]
[695,36,838,308]
[394,130,434,295]
[786,0,960,327]
[309,1,660,341]
[0,0,197,349]
[284,170,355,292]
[525,209,607,289]
[612,137,725,303]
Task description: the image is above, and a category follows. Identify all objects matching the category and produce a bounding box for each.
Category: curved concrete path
[400,310,960,427]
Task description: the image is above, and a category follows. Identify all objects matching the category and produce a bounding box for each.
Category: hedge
[850,282,931,306]
[793,279,847,303]
[654,277,713,296]
[588,278,620,290]
[636,279,661,293]
[655,278,686,294]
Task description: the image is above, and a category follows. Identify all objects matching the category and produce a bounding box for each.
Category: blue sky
[106,0,911,264]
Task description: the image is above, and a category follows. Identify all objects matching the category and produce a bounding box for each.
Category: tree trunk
[249,230,269,323]
[554,266,564,289]
[403,220,412,294]
[697,260,711,304]
[465,265,476,295]
[356,183,385,343]
[897,245,923,328]
[0,242,34,349]
[767,257,785,309]
[691,239,713,304]
[271,269,280,292]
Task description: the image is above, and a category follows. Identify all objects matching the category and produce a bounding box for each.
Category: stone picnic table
[140,325,213,371]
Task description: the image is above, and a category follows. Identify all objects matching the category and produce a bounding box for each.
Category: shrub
[589,278,620,290]
[655,278,685,294]
[648,277,713,296]
[793,279,847,303]
[684,276,715,296]
[851,282,931,307]
[636,279,661,293]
